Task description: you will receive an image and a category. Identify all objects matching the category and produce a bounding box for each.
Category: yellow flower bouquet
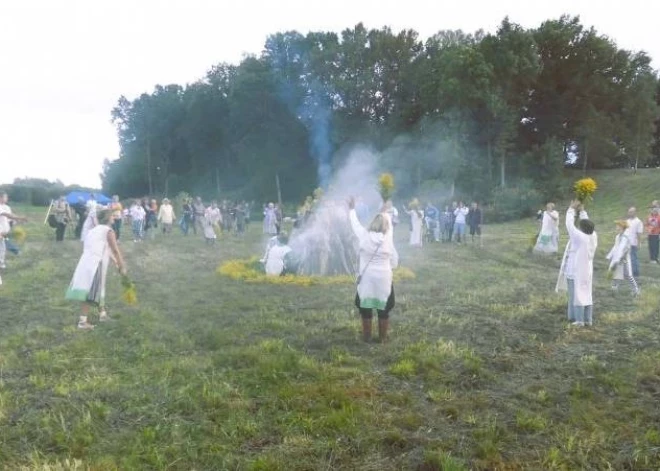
[8,226,27,243]
[120,275,137,305]
[378,173,395,201]
[574,178,598,204]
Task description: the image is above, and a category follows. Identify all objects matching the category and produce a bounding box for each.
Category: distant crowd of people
[395,200,483,247]
[47,195,254,245]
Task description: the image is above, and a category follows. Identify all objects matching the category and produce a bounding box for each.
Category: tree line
[102,16,660,208]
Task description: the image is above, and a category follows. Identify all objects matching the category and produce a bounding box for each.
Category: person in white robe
[203,202,222,244]
[404,202,424,247]
[262,233,293,276]
[556,202,598,327]
[349,197,399,343]
[65,209,127,330]
[533,203,559,254]
[263,203,278,235]
[606,220,640,295]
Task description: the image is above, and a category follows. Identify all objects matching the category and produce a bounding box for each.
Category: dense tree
[104,16,659,205]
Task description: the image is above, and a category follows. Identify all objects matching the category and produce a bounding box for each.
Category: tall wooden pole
[275,173,283,216]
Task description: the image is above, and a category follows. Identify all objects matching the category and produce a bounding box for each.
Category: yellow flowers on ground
[574,178,598,203]
[120,275,138,305]
[8,226,26,243]
[218,258,415,286]
[378,173,395,201]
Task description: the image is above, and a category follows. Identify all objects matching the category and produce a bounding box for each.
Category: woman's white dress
[556,208,597,306]
[606,232,632,280]
[203,208,221,239]
[534,210,559,253]
[66,225,112,305]
[407,210,423,246]
[264,244,292,276]
[349,209,398,310]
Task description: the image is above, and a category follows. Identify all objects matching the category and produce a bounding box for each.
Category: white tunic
[556,208,597,306]
[264,244,292,276]
[606,232,632,280]
[66,225,112,303]
[406,209,424,246]
[204,207,221,239]
[350,209,398,310]
[534,210,559,254]
[158,204,176,224]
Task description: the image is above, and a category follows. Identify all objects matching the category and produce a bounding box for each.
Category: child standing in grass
[606,220,640,296]
[557,201,598,327]
[65,209,127,330]
[0,191,28,270]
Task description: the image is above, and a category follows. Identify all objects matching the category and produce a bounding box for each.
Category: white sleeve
[349,209,368,243]
[565,208,580,240]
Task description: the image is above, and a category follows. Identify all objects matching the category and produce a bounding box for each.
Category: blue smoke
[267,36,333,188]
[304,86,332,187]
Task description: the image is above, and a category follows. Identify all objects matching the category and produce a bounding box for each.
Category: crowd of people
[2,187,658,337]
[395,200,483,246]
[533,200,660,328]
[45,195,255,245]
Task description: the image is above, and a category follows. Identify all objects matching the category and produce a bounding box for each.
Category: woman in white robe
[203,203,222,243]
[349,197,399,343]
[263,233,292,276]
[66,209,126,330]
[606,221,640,295]
[534,203,559,254]
[404,204,424,247]
[556,203,597,326]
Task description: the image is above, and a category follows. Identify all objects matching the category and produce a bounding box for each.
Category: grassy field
[1,169,660,470]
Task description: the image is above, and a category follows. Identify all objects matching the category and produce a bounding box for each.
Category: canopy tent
[65,191,112,206]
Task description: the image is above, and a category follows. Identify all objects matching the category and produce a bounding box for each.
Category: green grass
[1,168,660,469]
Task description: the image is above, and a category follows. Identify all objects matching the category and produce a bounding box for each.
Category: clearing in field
[1,170,660,470]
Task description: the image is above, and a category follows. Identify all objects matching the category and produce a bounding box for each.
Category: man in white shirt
[626,207,644,277]
[157,198,176,234]
[0,192,28,269]
[453,202,469,243]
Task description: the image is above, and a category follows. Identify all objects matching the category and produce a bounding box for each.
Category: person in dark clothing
[467,202,483,245]
[53,196,72,242]
[235,203,247,235]
[181,198,193,235]
[72,198,87,240]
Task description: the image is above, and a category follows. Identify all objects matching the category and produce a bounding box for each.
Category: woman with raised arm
[348,197,398,343]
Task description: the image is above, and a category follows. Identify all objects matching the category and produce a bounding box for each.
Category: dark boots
[362,318,372,342]
[378,318,389,343]
[361,316,389,343]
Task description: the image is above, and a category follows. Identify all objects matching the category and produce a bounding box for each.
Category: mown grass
[1,169,660,469]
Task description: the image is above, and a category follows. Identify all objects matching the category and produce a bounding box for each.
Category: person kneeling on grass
[556,201,598,327]
[65,209,127,330]
[262,232,293,276]
[348,197,398,343]
[606,220,640,296]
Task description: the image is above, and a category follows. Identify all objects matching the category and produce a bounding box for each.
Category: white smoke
[288,146,384,275]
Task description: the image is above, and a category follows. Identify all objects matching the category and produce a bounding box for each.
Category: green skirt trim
[65,288,89,301]
[359,297,388,310]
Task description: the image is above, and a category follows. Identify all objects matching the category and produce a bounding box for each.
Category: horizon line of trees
[100,16,660,209]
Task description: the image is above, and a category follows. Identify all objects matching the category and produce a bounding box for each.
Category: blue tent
[65,191,112,205]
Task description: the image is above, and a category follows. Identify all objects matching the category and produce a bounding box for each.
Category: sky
[1,0,659,189]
